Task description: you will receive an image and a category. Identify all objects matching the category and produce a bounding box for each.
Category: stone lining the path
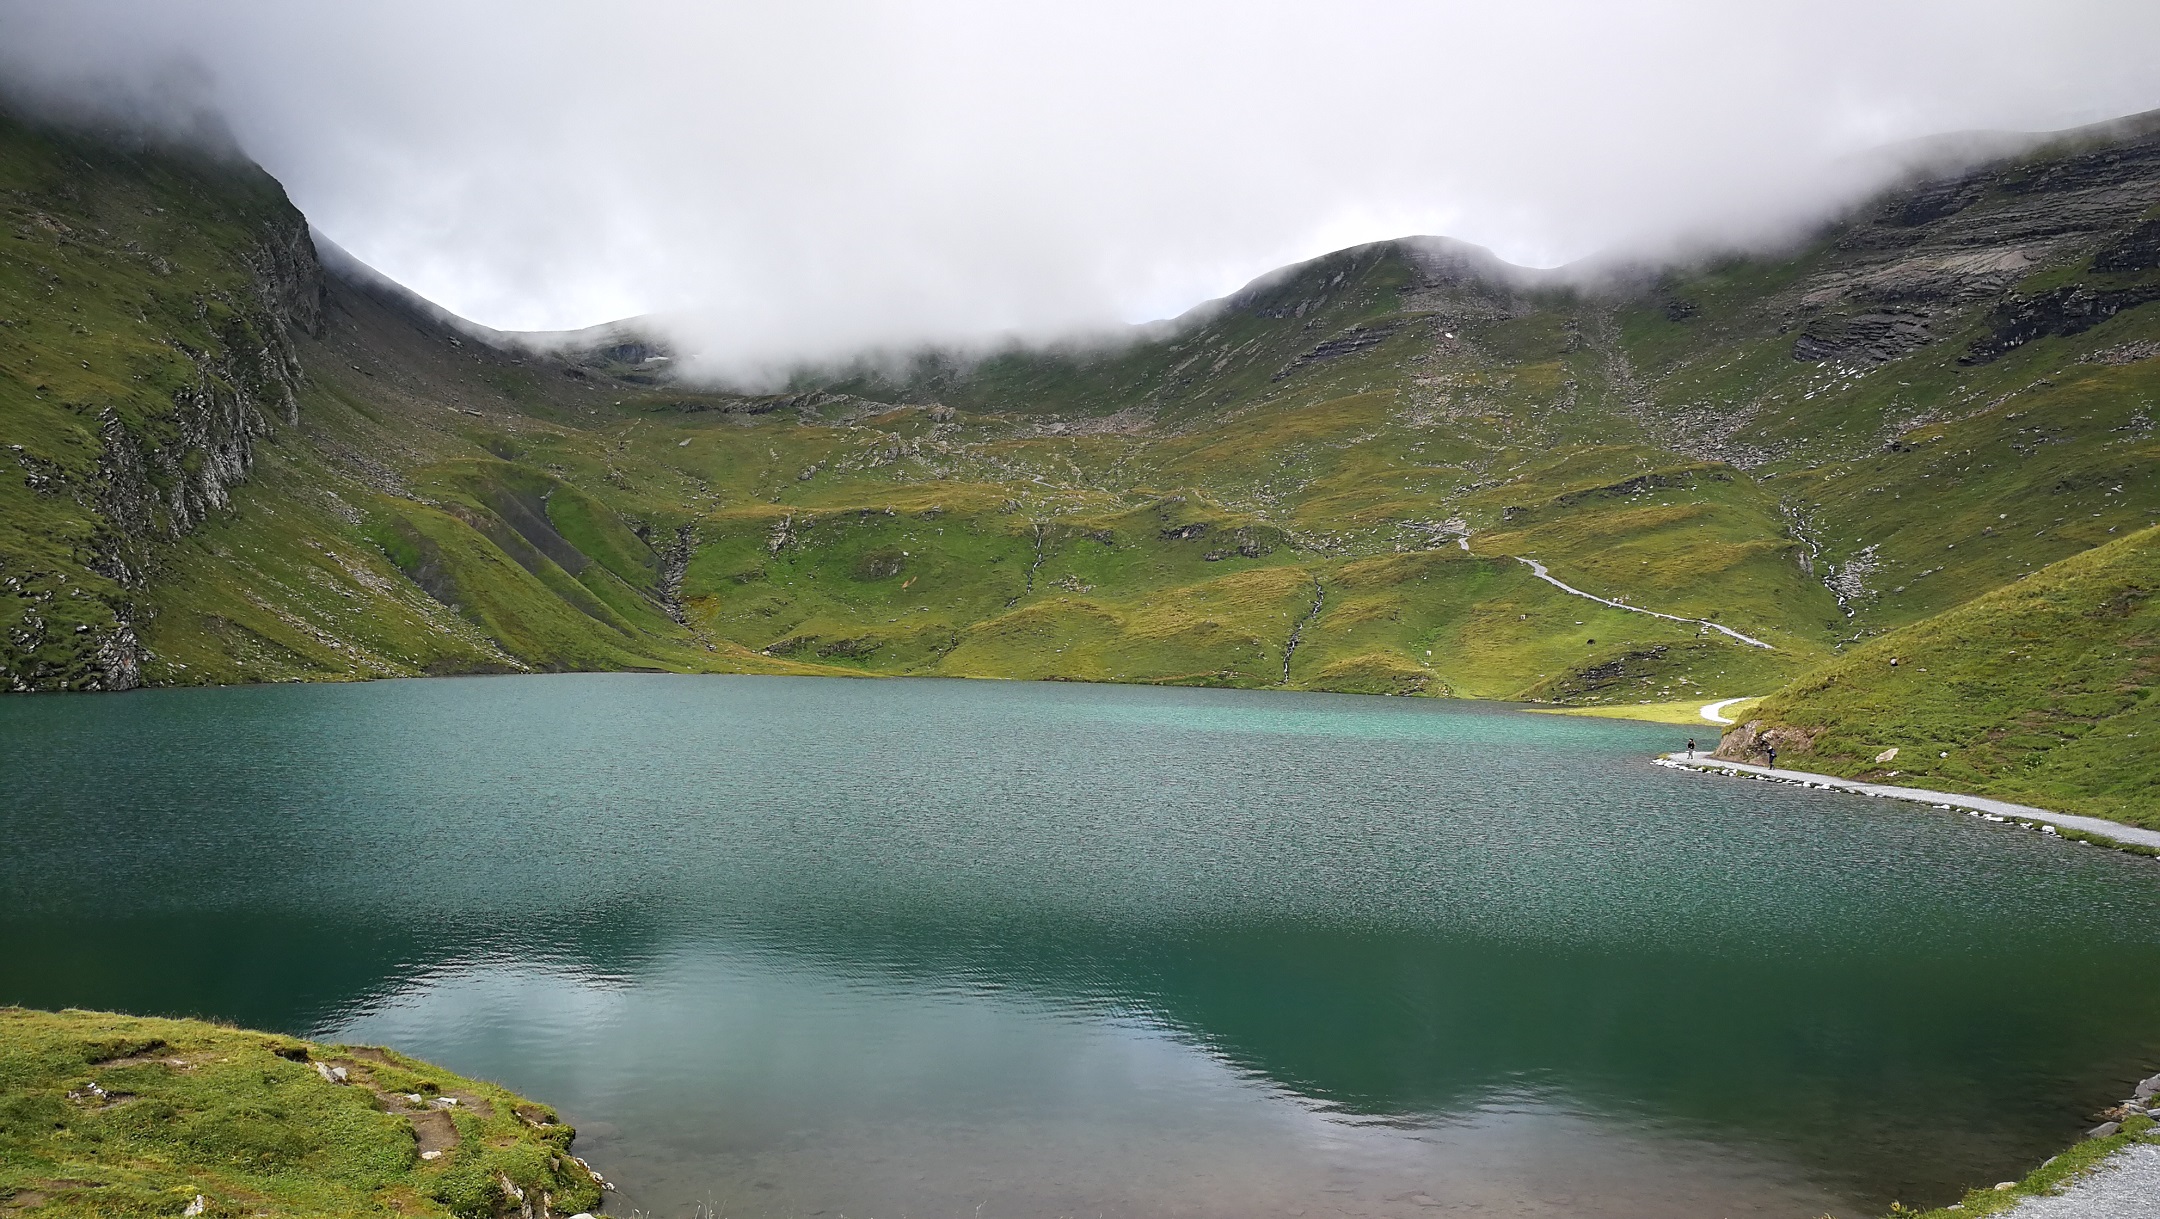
[1656,754,2160,853]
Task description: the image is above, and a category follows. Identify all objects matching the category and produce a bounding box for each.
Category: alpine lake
[5,673,2159,1218]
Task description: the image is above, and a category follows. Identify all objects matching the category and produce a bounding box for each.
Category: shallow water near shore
[6,673,2160,1218]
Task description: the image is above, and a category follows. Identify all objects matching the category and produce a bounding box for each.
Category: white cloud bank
[3,0,2157,370]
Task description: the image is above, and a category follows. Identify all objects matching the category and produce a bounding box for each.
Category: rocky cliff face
[79,217,323,688]
[1,116,326,691]
[1784,117,2160,367]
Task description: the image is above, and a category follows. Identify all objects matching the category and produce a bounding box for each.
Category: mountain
[2,107,2154,823]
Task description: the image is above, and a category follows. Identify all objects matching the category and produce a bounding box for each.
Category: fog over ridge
[3,0,2157,379]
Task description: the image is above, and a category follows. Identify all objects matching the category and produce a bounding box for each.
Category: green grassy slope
[0,113,321,689]
[0,112,817,687]
[2,106,2157,823]
[0,1007,604,1219]
[1719,526,2160,829]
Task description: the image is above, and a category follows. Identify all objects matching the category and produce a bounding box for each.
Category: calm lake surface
[6,674,2160,1218]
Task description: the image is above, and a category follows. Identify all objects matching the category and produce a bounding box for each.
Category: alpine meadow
[5,105,2156,828]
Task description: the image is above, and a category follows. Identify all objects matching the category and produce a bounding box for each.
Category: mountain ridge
[2,103,2154,825]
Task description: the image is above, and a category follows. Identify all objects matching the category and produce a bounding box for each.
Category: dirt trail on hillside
[1515,557,1774,649]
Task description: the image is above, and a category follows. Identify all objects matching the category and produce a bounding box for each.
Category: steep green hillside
[2,106,2156,823]
[0,113,791,688]
[0,1006,604,1219]
[0,114,321,689]
[1718,525,2159,830]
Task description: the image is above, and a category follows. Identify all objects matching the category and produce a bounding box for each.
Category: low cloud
[5,1,2157,374]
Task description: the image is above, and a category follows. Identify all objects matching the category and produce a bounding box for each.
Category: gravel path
[1998,1141,2160,1218]
[1657,755,2160,852]
[1512,557,1776,649]
[1698,696,1752,725]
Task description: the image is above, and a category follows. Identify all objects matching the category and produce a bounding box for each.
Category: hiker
[1686,738,1696,760]
[1766,743,1777,769]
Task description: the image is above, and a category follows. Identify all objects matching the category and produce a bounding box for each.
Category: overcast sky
[4,1,2158,371]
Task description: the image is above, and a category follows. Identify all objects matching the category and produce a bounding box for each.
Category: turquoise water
[5,674,2159,1217]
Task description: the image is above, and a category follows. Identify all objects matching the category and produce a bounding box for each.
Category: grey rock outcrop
[1782,111,2160,369]
[9,199,325,692]
[1792,310,1933,363]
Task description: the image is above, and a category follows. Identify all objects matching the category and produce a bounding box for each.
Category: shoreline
[1907,1104,2158,1218]
[24,669,2147,856]
[1656,753,2160,856]
[1656,755,2160,1217]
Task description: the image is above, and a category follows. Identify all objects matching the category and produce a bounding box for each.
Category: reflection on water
[5,674,2160,1217]
[340,952,1856,1219]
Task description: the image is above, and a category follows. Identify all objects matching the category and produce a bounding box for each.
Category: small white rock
[183,1195,207,1217]
[421,1150,443,1161]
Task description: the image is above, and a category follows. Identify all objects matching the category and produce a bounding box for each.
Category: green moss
[0,1007,603,1219]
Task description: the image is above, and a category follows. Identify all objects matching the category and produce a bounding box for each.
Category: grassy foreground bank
[0,1008,604,1218]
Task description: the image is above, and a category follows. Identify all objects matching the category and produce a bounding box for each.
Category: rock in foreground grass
[0,1007,605,1218]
